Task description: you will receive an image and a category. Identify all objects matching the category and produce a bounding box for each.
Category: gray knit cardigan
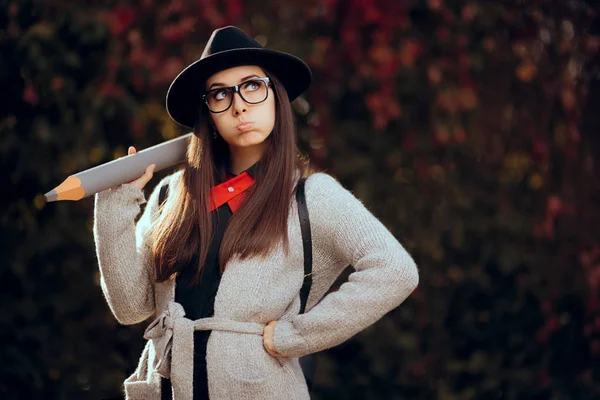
[93,170,419,400]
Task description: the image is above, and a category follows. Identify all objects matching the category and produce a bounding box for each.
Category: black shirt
[161,163,258,400]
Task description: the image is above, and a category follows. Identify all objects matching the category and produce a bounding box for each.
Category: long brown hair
[150,71,308,287]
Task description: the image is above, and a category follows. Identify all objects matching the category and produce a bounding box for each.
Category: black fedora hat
[166,25,312,129]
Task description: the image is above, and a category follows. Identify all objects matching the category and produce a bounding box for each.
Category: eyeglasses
[202,77,271,113]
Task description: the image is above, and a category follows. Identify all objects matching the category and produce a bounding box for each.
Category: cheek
[262,100,276,130]
[211,114,227,131]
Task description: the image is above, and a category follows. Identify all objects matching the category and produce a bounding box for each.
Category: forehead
[206,65,266,89]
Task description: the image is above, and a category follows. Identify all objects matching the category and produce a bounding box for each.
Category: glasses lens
[239,80,268,104]
[206,88,233,113]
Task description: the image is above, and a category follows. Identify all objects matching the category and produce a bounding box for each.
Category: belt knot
[142,301,186,378]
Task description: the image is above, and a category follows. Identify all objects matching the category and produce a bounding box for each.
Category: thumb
[136,164,156,187]
[142,164,156,181]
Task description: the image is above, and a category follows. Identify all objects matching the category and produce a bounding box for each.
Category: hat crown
[201,26,263,59]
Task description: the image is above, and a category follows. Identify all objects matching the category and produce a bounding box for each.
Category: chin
[235,131,270,147]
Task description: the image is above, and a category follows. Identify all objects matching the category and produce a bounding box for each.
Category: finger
[138,164,156,184]
[128,146,136,155]
[264,324,272,336]
[267,347,282,358]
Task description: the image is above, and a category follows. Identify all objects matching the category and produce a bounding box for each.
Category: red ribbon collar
[209,171,255,213]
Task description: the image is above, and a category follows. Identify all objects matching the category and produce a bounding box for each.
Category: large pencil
[44,133,192,202]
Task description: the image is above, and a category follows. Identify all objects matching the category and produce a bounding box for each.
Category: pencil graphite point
[44,190,58,202]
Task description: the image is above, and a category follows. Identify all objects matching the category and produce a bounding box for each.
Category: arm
[273,173,419,357]
[93,177,167,325]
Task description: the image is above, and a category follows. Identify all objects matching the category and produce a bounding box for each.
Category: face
[205,65,276,152]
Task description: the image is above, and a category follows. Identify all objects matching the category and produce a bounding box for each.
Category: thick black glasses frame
[202,77,271,114]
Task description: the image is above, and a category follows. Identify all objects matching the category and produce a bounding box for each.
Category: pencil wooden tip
[45,176,85,201]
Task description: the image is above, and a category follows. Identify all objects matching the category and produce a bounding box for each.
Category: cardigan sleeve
[93,174,171,325]
[272,172,419,357]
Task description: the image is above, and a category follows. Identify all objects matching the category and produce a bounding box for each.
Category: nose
[231,91,247,115]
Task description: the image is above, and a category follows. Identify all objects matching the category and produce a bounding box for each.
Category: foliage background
[2,0,600,399]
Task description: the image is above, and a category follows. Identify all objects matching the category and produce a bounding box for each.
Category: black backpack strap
[158,183,169,208]
[296,176,317,391]
[296,177,312,315]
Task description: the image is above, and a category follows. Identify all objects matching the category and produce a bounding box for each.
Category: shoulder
[161,168,184,189]
[153,168,183,194]
[304,171,341,192]
[145,168,184,209]
[137,169,183,235]
[304,171,355,205]
[302,171,371,223]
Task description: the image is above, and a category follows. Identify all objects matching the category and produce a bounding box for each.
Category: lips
[236,121,255,131]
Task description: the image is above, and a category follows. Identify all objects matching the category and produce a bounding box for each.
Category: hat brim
[166,48,312,129]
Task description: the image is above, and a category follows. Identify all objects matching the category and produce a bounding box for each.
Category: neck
[228,143,267,175]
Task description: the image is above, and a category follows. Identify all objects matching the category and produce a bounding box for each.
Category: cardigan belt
[143,301,265,400]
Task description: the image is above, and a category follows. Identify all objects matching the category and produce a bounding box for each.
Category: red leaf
[111,6,136,36]
[23,83,38,104]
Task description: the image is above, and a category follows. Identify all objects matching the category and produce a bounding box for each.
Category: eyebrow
[208,74,260,90]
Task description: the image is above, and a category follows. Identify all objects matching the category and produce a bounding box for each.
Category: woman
[93,26,419,400]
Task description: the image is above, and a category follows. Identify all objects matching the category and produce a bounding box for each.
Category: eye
[211,89,229,101]
[243,80,261,91]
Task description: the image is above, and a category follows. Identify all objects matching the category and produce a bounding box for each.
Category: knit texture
[93,171,419,400]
